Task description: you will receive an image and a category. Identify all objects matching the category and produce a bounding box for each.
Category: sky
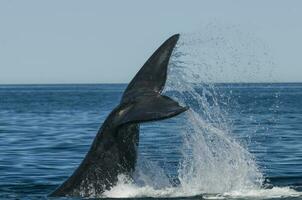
[0,0,302,84]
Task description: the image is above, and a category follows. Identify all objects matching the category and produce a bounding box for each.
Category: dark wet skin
[50,34,188,197]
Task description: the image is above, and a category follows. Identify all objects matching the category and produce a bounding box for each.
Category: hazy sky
[0,0,302,84]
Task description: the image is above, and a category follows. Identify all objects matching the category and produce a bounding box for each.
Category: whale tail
[117,34,188,126]
[49,34,188,197]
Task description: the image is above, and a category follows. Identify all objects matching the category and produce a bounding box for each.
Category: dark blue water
[0,83,302,199]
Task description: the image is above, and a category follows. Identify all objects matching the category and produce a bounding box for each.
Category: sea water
[1,32,302,199]
[0,83,302,199]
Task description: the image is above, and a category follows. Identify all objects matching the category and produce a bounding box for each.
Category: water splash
[104,26,301,199]
[164,31,265,194]
[176,111,263,193]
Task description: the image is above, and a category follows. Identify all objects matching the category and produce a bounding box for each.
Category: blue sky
[0,0,302,84]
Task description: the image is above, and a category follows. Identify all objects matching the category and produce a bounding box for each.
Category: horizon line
[1,81,302,86]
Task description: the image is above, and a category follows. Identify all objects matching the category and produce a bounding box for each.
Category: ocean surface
[1,83,302,199]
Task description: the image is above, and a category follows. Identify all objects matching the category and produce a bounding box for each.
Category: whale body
[50,34,188,197]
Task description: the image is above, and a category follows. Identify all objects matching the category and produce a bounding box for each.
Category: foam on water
[104,27,301,199]
[221,187,301,199]
[104,177,301,199]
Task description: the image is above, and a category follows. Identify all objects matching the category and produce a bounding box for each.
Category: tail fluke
[117,34,187,125]
[122,34,180,103]
[116,94,188,126]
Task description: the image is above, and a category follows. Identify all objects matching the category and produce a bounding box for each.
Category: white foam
[104,179,302,199]
[104,183,302,199]
[103,175,200,198]
[220,187,302,199]
[104,184,177,198]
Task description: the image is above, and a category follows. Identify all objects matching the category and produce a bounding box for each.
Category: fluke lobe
[50,34,188,197]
